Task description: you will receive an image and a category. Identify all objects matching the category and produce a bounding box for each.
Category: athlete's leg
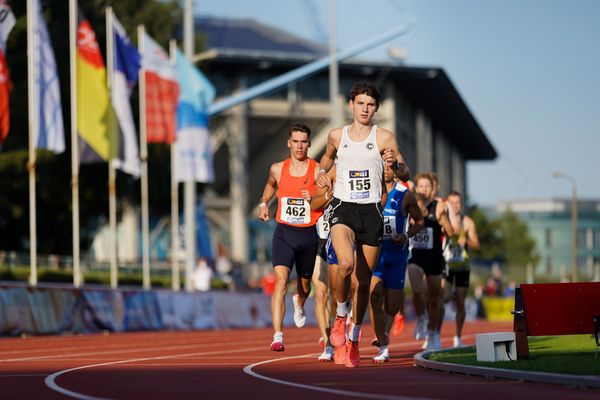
[408,264,427,316]
[331,224,356,306]
[425,274,443,333]
[369,276,387,346]
[271,265,291,333]
[455,286,468,337]
[312,256,331,346]
[352,243,380,325]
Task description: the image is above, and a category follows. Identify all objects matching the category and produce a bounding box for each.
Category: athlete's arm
[436,201,454,238]
[257,162,281,221]
[316,129,340,188]
[311,168,336,210]
[377,128,406,170]
[403,191,424,238]
[464,216,480,250]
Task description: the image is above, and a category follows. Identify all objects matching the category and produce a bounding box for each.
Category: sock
[336,301,349,318]
[349,323,361,342]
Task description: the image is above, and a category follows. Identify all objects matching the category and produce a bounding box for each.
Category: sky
[195,0,600,207]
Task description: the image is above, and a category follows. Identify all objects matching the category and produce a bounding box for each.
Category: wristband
[324,191,329,200]
[259,202,267,208]
[318,169,326,175]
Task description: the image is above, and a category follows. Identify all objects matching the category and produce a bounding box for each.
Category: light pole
[552,171,578,282]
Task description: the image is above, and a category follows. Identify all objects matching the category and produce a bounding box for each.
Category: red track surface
[0,320,597,399]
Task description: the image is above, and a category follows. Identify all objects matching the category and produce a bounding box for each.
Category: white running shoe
[318,346,334,361]
[421,335,429,350]
[372,347,390,364]
[425,332,441,351]
[453,335,463,348]
[414,314,428,341]
[292,294,306,328]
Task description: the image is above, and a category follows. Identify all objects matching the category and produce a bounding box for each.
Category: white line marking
[243,354,436,400]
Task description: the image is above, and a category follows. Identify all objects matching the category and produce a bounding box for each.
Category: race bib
[280,197,310,225]
[444,240,470,271]
[316,214,330,239]
[410,227,434,249]
[383,216,397,240]
[346,169,372,200]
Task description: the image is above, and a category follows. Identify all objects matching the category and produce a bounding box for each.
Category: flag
[111,15,140,176]
[77,10,117,163]
[175,49,215,183]
[0,0,15,145]
[141,32,179,144]
[32,0,65,153]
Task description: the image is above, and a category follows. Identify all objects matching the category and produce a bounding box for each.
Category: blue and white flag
[32,0,64,153]
[175,49,215,183]
[111,15,140,177]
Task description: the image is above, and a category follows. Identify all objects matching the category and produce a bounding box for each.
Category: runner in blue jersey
[370,163,423,363]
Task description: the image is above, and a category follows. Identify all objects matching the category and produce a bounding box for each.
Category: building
[497,199,600,279]
[194,17,497,265]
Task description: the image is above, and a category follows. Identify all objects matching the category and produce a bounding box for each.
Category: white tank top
[333,125,383,204]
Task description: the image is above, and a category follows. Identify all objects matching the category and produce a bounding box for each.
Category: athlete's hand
[258,204,270,221]
[392,233,407,247]
[316,171,331,189]
[382,148,396,166]
[300,189,312,202]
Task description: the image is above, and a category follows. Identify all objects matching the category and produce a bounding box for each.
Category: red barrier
[512,282,600,359]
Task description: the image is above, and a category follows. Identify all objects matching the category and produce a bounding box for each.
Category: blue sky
[196,0,600,207]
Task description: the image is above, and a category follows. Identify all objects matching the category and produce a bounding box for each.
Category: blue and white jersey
[381,181,409,252]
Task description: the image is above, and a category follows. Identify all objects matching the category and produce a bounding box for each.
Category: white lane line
[44,332,478,399]
[243,354,437,400]
[43,342,314,399]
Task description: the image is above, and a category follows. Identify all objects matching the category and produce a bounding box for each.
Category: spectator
[192,257,213,292]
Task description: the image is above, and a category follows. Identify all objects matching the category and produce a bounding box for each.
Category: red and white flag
[141,32,179,144]
[0,0,15,145]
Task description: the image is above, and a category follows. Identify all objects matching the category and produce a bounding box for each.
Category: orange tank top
[276,158,323,227]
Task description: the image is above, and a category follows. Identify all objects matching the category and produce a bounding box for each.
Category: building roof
[196,16,497,161]
[196,17,328,61]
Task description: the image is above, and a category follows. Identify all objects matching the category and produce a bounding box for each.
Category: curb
[414,348,600,389]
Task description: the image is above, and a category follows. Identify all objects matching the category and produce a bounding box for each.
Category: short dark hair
[349,81,381,107]
[288,123,312,137]
[447,190,462,199]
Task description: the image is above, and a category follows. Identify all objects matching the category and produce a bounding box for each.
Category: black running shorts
[328,198,383,247]
[445,269,470,288]
[272,223,318,278]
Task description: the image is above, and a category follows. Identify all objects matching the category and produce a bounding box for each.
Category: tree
[470,205,539,282]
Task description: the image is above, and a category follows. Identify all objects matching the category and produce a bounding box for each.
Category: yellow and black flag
[76,9,117,163]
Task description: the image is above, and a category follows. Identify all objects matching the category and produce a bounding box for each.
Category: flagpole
[183,0,196,292]
[169,39,180,292]
[69,0,81,287]
[138,25,151,290]
[106,6,118,289]
[27,0,38,286]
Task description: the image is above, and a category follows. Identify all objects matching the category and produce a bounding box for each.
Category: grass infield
[429,335,600,375]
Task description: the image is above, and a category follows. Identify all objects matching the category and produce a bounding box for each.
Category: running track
[0,320,597,399]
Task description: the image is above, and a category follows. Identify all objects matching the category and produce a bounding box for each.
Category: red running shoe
[270,332,284,352]
[334,344,346,364]
[330,315,347,348]
[344,341,360,368]
[391,314,405,336]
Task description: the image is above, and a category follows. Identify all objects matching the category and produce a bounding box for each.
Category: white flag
[110,14,141,176]
[175,49,215,183]
[32,0,65,153]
